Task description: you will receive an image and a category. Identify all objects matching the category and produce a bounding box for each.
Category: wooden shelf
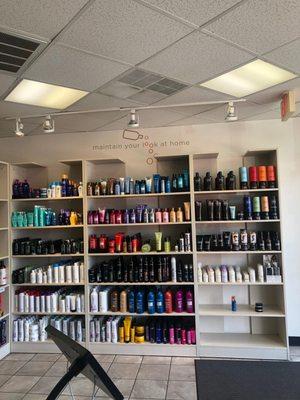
[12,283,85,287]
[12,254,84,258]
[198,304,285,317]
[198,282,283,286]
[12,196,83,202]
[199,333,286,349]
[89,282,193,286]
[196,220,280,224]
[88,251,193,256]
[90,311,195,317]
[87,192,190,199]
[196,251,282,255]
[194,188,279,195]
[88,222,191,227]
[13,312,85,316]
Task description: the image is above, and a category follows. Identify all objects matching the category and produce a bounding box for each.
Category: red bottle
[164,290,173,313]
[109,210,116,224]
[98,235,108,252]
[249,166,258,189]
[108,238,115,253]
[89,234,97,253]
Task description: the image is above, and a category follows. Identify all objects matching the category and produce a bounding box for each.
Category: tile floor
[0,353,198,400]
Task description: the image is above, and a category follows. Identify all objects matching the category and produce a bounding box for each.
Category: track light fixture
[128,109,139,128]
[43,115,55,133]
[225,101,237,122]
[15,118,24,137]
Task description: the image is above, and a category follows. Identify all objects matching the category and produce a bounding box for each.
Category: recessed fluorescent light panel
[5,79,89,109]
[199,60,297,97]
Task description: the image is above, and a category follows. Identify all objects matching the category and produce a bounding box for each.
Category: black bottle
[172,174,177,192]
[188,264,194,282]
[203,235,211,251]
[194,172,202,191]
[123,261,128,282]
[133,259,139,282]
[115,258,123,282]
[177,260,183,282]
[221,200,229,221]
[203,172,212,191]
[214,200,222,221]
[206,200,214,221]
[271,231,281,251]
[138,257,144,282]
[144,257,149,282]
[162,320,168,344]
[157,257,163,282]
[96,264,102,283]
[162,257,169,282]
[108,261,114,282]
[211,234,218,251]
[128,258,134,282]
[249,231,257,251]
[226,171,236,190]
[195,201,202,221]
[215,171,225,190]
[265,232,272,251]
[149,321,156,343]
[196,235,203,251]
[257,232,265,251]
[149,257,155,282]
[12,240,19,255]
[183,264,189,281]
[222,232,230,251]
[269,196,278,219]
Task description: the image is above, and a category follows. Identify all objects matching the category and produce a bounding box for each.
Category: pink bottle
[88,211,94,225]
[162,208,169,223]
[155,209,162,223]
[191,328,196,344]
[187,328,192,345]
[186,290,194,313]
[175,290,183,313]
[181,328,187,345]
[169,324,175,344]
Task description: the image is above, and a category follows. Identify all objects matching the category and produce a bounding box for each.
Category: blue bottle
[124,177,130,194]
[231,296,237,312]
[136,290,145,314]
[165,177,171,193]
[156,290,164,313]
[147,291,155,314]
[156,321,162,343]
[135,180,140,194]
[182,169,189,191]
[114,181,121,195]
[128,290,135,313]
[51,211,57,226]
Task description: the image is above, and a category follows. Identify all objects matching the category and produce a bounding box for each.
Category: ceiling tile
[204,0,300,55]
[0,118,38,138]
[99,82,141,99]
[168,104,218,117]
[0,0,89,40]
[168,114,216,126]
[25,45,130,92]
[245,108,281,121]
[0,72,15,97]
[128,89,167,104]
[140,31,253,84]
[67,93,138,112]
[153,86,231,105]
[58,0,192,64]
[0,100,57,118]
[142,0,242,27]
[264,38,300,74]
[246,77,300,104]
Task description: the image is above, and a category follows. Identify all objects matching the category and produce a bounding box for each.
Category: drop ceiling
[0,0,299,138]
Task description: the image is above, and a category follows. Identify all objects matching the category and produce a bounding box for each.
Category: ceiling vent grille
[0,31,40,73]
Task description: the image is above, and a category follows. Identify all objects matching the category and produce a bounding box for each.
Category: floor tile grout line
[164,356,173,400]
[128,355,143,400]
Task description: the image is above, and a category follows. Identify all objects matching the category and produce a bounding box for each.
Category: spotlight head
[128,109,139,128]
[225,101,237,122]
[43,115,55,133]
[15,118,24,137]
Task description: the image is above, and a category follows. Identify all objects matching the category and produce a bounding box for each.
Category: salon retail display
[12,260,85,285]
[194,166,276,191]
[11,207,82,227]
[87,170,189,196]
[195,195,278,221]
[197,258,281,283]
[90,316,196,345]
[89,256,193,284]
[89,231,192,254]
[12,175,83,199]
[15,288,85,313]
[0,261,7,285]
[88,203,190,225]
[12,237,84,255]
[90,287,194,314]
[13,316,84,342]
[0,320,7,346]
[196,230,280,252]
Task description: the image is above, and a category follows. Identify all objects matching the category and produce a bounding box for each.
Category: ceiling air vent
[0,31,40,73]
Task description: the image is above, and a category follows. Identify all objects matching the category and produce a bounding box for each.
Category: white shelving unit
[0,161,10,359]
[7,151,288,359]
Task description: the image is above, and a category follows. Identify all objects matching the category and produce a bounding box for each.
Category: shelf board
[199,333,286,349]
[12,162,45,168]
[198,282,283,286]
[0,313,9,321]
[89,282,193,286]
[88,251,193,256]
[12,196,83,202]
[59,160,82,166]
[198,304,285,317]
[12,283,85,287]
[87,192,190,199]
[12,225,84,230]
[0,199,8,202]
[196,220,280,224]
[86,158,124,165]
[90,311,195,317]
[196,251,282,255]
[0,256,8,261]
[13,312,85,316]
[194,188,278,195]
[88,222,191,227]
[0,227,8,231]
[12,254,84,258]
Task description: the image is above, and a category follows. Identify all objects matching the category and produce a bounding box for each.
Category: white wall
[0,118,299,336]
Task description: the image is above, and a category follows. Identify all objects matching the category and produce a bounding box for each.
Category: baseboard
[289,337,300,346]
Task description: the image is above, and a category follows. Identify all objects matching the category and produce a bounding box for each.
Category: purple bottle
[186,290,194,313]
[175,290,183,313]
[87,211,93,225]
[93,211,99,225]
[123,209,130,224]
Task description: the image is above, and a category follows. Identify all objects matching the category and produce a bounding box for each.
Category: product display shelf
[88,251,193,256]
[88,192,190,199]
[88,222,191,227]
[90,311,195,317]
[0,161,10,359]
[90,282,193,286]
[10,160,86,353]
[193,150,288,360]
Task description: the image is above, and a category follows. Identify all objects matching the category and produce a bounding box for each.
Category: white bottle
[111,317,120,343]
[18,319,24,342]
[95,319,101,342]
[221,265,228,283]
[243,271,250,283]
[202,269,209,283]
[42,271,47,284]
[78,182,83,197]
[37,269,43,284]
[76,320,83,342]
[207,266,215,283]
[79,263,84,283]
[70,294,76,312]
[59,265,65,283]
[228,266,236,283]
[35,296,40,313]
[197,262,203,283]
[46,294,51,312]
[55,184,62,198]
[47,265,53,284]
[62,319,69,336]
[24,293,29,313]
[47,187,52,198]
[13,320,19,342]
[40,295,46,313]
[73,262,80,284]
[215,266,221,283]
[24,319,30,342]
[70,320,76,340]
[248,267,256,283]
[171,257,177,282]
[53,265,59,283]
[90,288,99,312]
[257,263,264,283]
[60,297,66,313]
[106,318,112,342]
[90,320,96,342]
[66,264,72,283]
[76,295,81,312]
[39,318,47,341]
[52,293,58,312]
[30,269,37,284]
[99,290,108,312]
[235,266,242,283]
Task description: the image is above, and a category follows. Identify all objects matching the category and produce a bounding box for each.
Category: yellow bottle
[176,207,183,222]
[170,207,176,222]
[70,211,78,226]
